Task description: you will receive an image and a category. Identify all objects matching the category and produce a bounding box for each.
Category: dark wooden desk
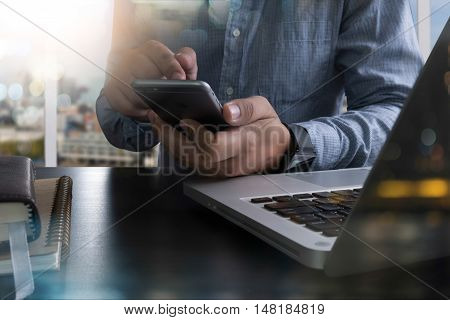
[1,168,449,299]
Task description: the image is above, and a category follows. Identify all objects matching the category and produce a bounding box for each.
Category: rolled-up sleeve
[290,0,423,170]
[96,93,158,152]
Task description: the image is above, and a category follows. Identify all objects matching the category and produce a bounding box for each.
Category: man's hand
[149,96,292,177]
[104,41,197,120]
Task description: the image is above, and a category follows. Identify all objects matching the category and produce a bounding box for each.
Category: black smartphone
[132,80,225,127]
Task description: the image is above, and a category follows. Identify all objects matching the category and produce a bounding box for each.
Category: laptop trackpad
[286,168,370,189]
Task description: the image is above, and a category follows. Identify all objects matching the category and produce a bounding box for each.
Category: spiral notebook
[0,176,72,274]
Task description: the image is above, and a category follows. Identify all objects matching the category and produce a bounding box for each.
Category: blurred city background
[0,0,448,167]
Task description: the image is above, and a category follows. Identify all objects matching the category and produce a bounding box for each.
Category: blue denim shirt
[97,0,422,171]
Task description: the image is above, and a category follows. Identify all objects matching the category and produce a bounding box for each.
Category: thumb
[223,96,277,126]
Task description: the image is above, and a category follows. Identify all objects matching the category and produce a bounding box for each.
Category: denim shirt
[96,0,422,171]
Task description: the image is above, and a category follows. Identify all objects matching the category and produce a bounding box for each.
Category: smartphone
[132,80,225,127]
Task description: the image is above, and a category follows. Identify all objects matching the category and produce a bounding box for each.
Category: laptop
[184,19,450,275]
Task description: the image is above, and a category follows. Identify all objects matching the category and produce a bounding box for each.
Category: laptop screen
[326,18,450,276]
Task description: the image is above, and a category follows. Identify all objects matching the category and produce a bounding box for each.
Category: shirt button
[232,28,241,38]
[226,87,234,96]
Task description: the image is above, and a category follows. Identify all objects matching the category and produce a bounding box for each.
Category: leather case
[0,156,40,240]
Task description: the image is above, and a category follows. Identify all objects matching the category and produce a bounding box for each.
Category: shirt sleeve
[288,0,423,171]
[95,93,158,152]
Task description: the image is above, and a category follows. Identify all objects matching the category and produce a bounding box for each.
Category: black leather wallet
[0,156,40,241]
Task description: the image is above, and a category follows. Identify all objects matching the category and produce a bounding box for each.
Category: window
[0,1,49,166]
[430,0,449,47]
[0,0,153,167]
[0,1,448,166]
[410,0,449,58]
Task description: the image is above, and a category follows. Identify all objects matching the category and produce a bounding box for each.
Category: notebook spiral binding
[45,176,73,260]
[27,203,37,239]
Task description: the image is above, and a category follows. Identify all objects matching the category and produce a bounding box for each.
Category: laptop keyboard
[249,189,361,238]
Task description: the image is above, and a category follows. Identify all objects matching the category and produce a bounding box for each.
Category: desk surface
[0,167,449,299]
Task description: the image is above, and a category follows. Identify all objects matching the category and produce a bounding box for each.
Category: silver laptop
[184,19,450,275]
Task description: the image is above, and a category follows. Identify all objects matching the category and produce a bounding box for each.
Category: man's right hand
[103,41,197,120]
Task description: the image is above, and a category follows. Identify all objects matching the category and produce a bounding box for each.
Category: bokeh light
[421,128,437,146]
[382,142,402,161]
[31,62,65,82]
[29,79,45,97]
[57,93,72,107]
[8,83,23,101]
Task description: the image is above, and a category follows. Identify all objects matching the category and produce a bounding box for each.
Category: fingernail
[227,104,241,120]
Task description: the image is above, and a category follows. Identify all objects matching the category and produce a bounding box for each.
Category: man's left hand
[148,96,291,177]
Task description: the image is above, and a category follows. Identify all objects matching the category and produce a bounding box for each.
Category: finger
[148,111,198,165]
[175,47,198,80]
[128,50,162,79]
[200,156,249,178]
[179,119,214,146]
[207,129,243,162]
[147,110,164,133]
[223,96,278,126]
[142,40,186,80]
[179,119,223,164]
[107,59,150,110]
[104,84,148,119]
[199,122,279,175]
[179,119,241,165]
[150,112,182,157]
[115,79,148,110]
